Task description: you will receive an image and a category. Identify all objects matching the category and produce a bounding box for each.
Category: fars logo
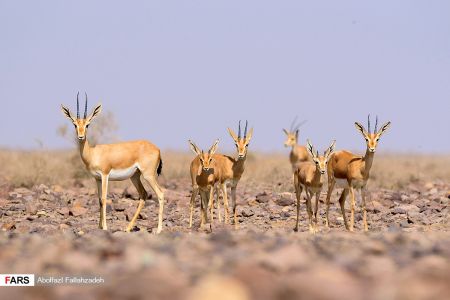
[0,274,35,286]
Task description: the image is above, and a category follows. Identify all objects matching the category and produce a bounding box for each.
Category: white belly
[109,164,139,181]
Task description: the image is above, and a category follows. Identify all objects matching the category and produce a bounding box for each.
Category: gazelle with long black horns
[325,115,391,232]
[61,93,165,233]
[293,139,335,233]
[283,117,310,171]
[219,120,253,228]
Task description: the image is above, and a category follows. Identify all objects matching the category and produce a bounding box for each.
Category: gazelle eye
[86,124,90,128]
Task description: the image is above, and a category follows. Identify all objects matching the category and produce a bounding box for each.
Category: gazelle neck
[78,138,92,166]
[362,147,375,178]
[234,154,247,171]
[313,167,323,183]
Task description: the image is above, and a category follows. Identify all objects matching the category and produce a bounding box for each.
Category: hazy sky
[1,1,449,153]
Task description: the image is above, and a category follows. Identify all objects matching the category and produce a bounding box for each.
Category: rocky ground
[0,178,448,300]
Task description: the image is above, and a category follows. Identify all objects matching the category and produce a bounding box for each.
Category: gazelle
[189,121,254,229]
[61,93,165,233]
[325,115,391,232]
[283,117,310,171]
[218,121,253,228]
[188,139,220,229]
[294,140,335,233]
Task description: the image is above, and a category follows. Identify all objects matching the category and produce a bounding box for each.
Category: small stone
[256,192,271,204]
[58,207,70,216]
[36,211,47,217]
[70,206,88,217]
[25,203,38,215]
[241,208,254,218]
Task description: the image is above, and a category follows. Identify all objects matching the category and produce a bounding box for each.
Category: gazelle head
[228,120,254,159]
[61,93,102,141]
[306,139,336,175]
[189,139,219,171]
[283,117,307,147]
[355,115,391,153]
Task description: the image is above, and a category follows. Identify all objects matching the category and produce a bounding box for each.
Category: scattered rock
[70,206,88,217]
[276,193,293,206]
[256,192,271,204]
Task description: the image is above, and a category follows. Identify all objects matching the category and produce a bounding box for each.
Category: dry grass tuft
[0,149,448,190]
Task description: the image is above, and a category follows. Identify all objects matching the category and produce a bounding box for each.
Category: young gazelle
[283,117,310,171]
[188,139,220,229]
[189,121,253,229]
[61,93,165,233]
[293,140,335,233]
[325,115,391,232]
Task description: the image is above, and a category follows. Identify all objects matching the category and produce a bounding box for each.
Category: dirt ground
[0,175,449,300]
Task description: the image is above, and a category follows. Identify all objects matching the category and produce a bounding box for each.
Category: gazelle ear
[227,128,238,142]
[306,139,316,158]
[377,121,391,136]
[87,104,102,122]
[61,105,76,122]
[208,139,219,155]
[354,122,367,136]
[188,140,202,156]
[282,128,289,136]
[295,129,299,140]
[325,140,336,159]
[245,128,254,141]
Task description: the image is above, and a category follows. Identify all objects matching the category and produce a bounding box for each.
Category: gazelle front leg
[221,183,229,224]
[305,190,314,234]
[231,184,238,229]
[325,179,335,228]
[189,186,199,228]
[361,187,369,232]
[349,186,356,232]
[216,185,222,223]
[314,192,321,231]
[294,183,302,232]
[100,174,109,230]
[208,185,215,224]
[96,179,103,229]
[313,191,320,224]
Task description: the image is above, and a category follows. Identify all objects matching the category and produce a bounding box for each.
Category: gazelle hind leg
[339,188,350,230]
[126,173,148,232]
[141,173,165,234]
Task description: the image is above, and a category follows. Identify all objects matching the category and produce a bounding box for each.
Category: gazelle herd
[61,95,391,234]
